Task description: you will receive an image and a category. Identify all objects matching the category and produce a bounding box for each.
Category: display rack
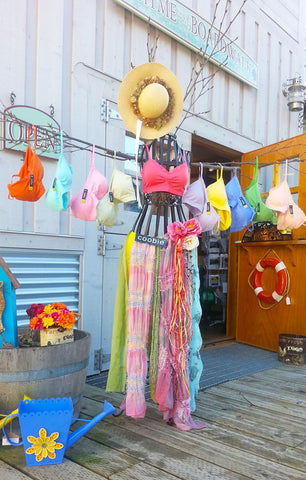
[201,232,228,327]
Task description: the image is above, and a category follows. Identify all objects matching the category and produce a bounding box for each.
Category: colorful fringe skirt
[107,220,204,430]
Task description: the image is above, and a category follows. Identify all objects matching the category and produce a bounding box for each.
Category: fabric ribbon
[167,219,201,414]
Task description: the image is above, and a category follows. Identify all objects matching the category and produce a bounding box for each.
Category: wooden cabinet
[235,241,306,351]
[227,134,306,350]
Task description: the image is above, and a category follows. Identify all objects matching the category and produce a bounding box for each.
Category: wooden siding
[0,364,305,479]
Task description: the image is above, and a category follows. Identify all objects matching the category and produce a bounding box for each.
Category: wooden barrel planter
[0,329,91,416]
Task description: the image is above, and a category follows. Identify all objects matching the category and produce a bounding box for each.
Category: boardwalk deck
[0,363,305,479]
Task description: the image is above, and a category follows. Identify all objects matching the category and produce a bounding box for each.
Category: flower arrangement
[27,303,76,331]
[167,218,201,249]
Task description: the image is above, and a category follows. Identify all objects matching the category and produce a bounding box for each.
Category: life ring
[253,257,287,303]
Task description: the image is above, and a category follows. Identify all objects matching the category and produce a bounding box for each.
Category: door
[228,133,306,351]
[99,107,141,372]
[73,64,140,374]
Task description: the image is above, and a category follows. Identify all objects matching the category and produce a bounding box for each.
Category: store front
[0,0,305,374]
[189,136,241,346]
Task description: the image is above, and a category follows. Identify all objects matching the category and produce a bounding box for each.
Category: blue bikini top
[46,130,73,211]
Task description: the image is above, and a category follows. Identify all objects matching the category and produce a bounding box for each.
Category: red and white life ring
[252,257,287,303]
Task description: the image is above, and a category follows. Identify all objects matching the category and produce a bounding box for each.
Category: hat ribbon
[135,119,142,207]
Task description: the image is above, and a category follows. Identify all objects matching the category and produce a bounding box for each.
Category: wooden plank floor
[0,363,305,479]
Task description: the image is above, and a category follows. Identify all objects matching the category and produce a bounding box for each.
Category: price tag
[81,189,88,202]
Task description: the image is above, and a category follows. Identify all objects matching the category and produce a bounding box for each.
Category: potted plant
[26,302,78,346]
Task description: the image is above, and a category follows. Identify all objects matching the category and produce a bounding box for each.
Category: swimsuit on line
[141,144,189,197]
[182,163,221,233]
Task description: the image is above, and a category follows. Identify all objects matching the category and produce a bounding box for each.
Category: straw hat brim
[118,62,183,140]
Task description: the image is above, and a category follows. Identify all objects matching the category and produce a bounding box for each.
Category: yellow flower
[42,316,54,329]
[43,304,54,315]
[26,428,63,462]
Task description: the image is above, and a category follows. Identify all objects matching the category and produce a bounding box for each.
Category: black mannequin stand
[132,135,188,237]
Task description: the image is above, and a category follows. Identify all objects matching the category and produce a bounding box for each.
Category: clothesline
[190,162,240,170]
[1,110,306,171]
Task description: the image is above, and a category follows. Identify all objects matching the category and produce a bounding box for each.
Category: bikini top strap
[176,144,188,166]
[60,129,63,156]
[91,144,95,168]
[217,164,223,180]
[199,162,203,179]
[32,124,37,153]
[145,143,152,162]
[183,149,189,166]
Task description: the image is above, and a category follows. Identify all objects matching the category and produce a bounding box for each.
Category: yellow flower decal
[26,428,64,462]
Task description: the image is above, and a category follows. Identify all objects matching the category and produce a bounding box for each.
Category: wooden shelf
[236,239,306,247]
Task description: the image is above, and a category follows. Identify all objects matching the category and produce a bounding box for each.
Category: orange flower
[57,311,76,329]
[27,303,76,330]
[52,302,68,310]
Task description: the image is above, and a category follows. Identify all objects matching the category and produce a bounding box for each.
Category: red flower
[26,304,45,319]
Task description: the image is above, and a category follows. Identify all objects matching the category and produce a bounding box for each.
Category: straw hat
[118,62,184,140]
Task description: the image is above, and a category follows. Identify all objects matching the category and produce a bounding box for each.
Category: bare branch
[146,19,159,62]
[175,0,247,134]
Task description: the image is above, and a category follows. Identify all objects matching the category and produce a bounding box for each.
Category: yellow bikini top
[111,167,136,204]
[206,166,231,231]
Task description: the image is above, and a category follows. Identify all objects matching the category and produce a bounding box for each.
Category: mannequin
[132,135,188,237]
[106,134,204,431]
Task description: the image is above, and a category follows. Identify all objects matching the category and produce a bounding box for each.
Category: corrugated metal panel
[1,251,82,328]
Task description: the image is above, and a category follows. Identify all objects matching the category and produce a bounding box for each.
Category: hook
[10,92,16,105]
[49,105,55,117]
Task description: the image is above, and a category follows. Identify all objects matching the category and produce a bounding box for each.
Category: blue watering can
[2,397,116,466]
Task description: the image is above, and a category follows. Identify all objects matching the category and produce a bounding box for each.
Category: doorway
[191,134,241,347]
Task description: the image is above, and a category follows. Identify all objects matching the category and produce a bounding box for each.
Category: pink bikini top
[266,161,292,213]
[141,144,189,197]
[69,145,109,221]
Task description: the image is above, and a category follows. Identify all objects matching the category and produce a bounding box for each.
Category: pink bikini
[69,145,108,221]
[141,145,189,196]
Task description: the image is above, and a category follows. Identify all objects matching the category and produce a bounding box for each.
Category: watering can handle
[2,414,23,446]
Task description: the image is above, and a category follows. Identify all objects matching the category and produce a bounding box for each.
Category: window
[1,250,82,328]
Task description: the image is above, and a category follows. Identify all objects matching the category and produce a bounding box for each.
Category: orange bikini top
[8,127,45,202]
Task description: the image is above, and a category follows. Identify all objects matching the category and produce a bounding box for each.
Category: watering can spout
[66,400,116,450]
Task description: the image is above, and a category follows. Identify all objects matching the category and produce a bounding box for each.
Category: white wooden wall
[0,0,305,373]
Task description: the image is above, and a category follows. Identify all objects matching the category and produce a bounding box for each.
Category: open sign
[3,105,61,159]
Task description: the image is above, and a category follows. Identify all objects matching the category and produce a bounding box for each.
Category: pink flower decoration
[167,222,188,242]
[184,218,201,236]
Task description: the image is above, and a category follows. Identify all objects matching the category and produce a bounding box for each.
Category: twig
[147,19,159,62]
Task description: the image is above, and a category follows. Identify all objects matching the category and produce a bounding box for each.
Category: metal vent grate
[1,250,82,328]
